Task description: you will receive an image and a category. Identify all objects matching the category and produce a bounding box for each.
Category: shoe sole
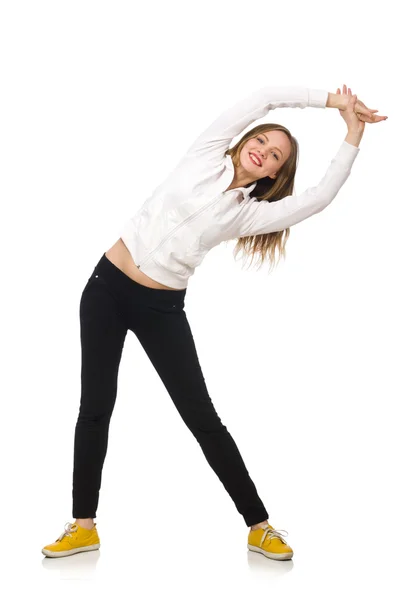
[247,543,293,561]
[42,543,100,558]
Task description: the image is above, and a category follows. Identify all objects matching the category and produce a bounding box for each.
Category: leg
[132,306,269,527]
[72,274,128,518]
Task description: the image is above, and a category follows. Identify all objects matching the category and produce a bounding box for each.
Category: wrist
[326,92,347,110]
[345,129,363,148]
[326,92,340,109]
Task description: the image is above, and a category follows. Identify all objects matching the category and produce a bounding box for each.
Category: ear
[269,173,277,179]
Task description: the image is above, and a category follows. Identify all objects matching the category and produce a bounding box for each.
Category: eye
[257,137,279,161]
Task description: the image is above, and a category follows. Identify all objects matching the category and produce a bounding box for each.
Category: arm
[237,137,361,238]
[184,85,329,165]
[326,92,345,109]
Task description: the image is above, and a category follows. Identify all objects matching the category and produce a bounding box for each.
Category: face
[240,130,292,180]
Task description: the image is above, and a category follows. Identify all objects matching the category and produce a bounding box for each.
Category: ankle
[74,518,95,529]
[250,520,269,531]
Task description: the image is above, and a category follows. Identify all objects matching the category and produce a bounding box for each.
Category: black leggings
[73,252,269,527]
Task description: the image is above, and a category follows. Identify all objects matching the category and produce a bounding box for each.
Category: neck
[226,176,254,192]
[228,155,259,190]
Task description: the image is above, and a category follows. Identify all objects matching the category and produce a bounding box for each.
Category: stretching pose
[42,84,386,560]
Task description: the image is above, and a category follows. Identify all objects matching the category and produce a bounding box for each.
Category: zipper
[136,193,223,269]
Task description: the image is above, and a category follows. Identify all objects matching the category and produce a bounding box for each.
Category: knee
[184,407,226,435]
[76,409,113,425]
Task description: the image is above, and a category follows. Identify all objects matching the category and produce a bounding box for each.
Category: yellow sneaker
[42,521,100,558]
[247,523,293,561]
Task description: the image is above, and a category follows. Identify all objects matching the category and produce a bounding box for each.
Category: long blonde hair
[225,123,299,274]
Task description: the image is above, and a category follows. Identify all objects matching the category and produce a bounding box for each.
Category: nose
[257,149,266,162]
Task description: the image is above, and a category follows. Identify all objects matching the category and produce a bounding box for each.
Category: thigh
[79,274,128,417]
[133,306,222,431]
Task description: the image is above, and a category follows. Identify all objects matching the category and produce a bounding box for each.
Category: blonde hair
[225,123,299,274]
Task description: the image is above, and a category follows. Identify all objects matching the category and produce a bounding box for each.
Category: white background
[0,0,395,597]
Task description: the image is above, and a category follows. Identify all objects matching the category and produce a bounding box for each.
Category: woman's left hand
[337,85,365,134]
[339,84,388,123]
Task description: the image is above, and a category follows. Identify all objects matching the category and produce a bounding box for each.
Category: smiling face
[240,130,292,181]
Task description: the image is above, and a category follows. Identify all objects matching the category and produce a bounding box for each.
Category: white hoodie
[119,85,360,289]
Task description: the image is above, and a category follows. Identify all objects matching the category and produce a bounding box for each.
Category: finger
[356,107,375,117]
[360,107,379,118]
[355,99,379,116]
[357,113,387,123]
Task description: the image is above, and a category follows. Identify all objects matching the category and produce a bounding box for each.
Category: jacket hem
[138,258,189,290]
[119,231,189,289]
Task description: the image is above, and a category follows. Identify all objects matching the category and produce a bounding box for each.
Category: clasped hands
[333,83,388,124]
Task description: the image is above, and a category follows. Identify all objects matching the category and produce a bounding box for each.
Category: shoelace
[259,526,289,548]
[56,521,77,542]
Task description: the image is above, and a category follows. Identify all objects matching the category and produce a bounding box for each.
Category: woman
[42,84,386,560]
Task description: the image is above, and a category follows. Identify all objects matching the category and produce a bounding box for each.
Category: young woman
[42,84,386,560]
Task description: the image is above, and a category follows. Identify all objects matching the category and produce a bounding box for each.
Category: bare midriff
[105,238,183,290]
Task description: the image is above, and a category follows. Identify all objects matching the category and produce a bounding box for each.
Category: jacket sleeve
[237,140,360,237]
[184,85,329,164]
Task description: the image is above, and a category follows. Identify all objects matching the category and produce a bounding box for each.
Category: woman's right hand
[338,84,387,125]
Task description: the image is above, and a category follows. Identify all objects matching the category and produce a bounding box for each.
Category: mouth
[249,152,262,167]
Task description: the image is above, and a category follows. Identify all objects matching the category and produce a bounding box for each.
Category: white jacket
[119,85,360,289]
